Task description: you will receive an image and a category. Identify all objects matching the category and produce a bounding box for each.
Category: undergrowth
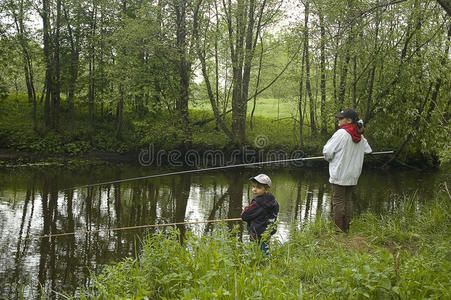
[70,191,451,299]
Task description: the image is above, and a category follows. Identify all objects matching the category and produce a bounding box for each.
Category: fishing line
[25,218,242,240]
[26,151,394,240]
[63,151,394,191]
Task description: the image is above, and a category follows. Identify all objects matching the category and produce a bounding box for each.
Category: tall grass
[74,191,451,299]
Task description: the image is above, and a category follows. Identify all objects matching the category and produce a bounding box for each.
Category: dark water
[0,164,448,299]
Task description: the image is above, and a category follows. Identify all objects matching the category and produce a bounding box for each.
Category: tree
[4,0,37,129]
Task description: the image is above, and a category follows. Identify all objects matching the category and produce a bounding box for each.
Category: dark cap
[335,109,359,121]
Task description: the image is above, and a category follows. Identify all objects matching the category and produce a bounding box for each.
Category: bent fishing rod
[64,151,394,191]
[29,151,394,240]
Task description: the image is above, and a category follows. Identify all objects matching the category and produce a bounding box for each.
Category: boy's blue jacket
[241,193,279,238]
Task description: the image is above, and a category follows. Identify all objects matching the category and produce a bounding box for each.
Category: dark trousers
[250,236,269,255]
[332,184,353,232]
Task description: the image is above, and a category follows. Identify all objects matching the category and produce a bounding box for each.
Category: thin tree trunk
[332,24,341,106]
[42,0,52,131]
[174,0,191,139]
[12,0,37,130]
[241,0,258,132]
[51,0,62,130]
[303,0,316,135]
[116,87,124,140]
[352,56,357,108]
[250,34,263,130]
[193,0,234,140]
[319,4,327,134]
[230,0,246,144]
[214,0,220,125]
[365,3,380,122]
[63,3,79,112]
[298,41,306,146]
[338,49,351,108]
[88,3,97,127]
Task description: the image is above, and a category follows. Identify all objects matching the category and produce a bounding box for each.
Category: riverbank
[77,190,451,299]
[0,95,442,169]
[0,94,323,166]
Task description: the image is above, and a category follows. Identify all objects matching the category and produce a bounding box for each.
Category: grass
[71,190,451,299]
[191,98,296,119]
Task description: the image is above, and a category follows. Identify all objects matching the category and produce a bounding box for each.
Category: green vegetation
[0,94,327,159]
[1,0,450,166]
[75,191,451,299]
[192,98,296,119]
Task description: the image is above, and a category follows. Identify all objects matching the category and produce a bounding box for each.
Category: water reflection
[0,166,448,298]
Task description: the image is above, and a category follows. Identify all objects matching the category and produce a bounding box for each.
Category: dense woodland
[0,0,449,164]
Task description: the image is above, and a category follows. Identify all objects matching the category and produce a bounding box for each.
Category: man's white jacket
[323,129,372,186]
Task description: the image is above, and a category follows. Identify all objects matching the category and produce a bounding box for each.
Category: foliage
[0,79,8,99]
[78,191,451,299]
[0,0,449,165]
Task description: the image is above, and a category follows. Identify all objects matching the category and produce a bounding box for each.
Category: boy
[241,174,279,253]
[323,109,372,233]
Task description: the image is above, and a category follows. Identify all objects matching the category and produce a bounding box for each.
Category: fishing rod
[64,151,394,191]
[27,151,394,240]
[25,218,243,240]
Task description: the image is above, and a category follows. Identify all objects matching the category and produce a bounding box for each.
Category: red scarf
[340,124,361,143]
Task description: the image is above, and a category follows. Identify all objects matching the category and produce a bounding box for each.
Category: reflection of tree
[294,181,302,223]
[38,175,59,296]
[174,175,191,243]
[113,183,123,255]
[13,184,31,299]
[304,188,312,223]
[62,189,76,291]
[316,183,325,220]
[227,175,244,235]
[147,181,158,234]
[204,190,230,234]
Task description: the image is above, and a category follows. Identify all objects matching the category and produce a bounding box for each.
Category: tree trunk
[193,0,234,140]
[51,0,62,130]
[319,4,327,134]
[332,24,341,107]
[298,42,306,146]
[174,0,191,139]
[352,56,357,108]
[63,3,80,112]
[12,0,37,130]
[365,4,380,122]
[116,87,124,140]
[338,49,351,108]
[225,0,265,144]
[88,3,97,127]
[250,34,263,130]
[230,0,246,144]
[303,0,316,135]
[42,0,52,131]
[241,0,257,131]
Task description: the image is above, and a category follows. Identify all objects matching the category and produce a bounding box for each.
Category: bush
[65,141,92,156]
[0,82,8,99]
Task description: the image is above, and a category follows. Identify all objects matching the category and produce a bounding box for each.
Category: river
[0,163,448,298]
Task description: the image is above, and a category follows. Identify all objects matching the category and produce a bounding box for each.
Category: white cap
[249,174,272,187]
